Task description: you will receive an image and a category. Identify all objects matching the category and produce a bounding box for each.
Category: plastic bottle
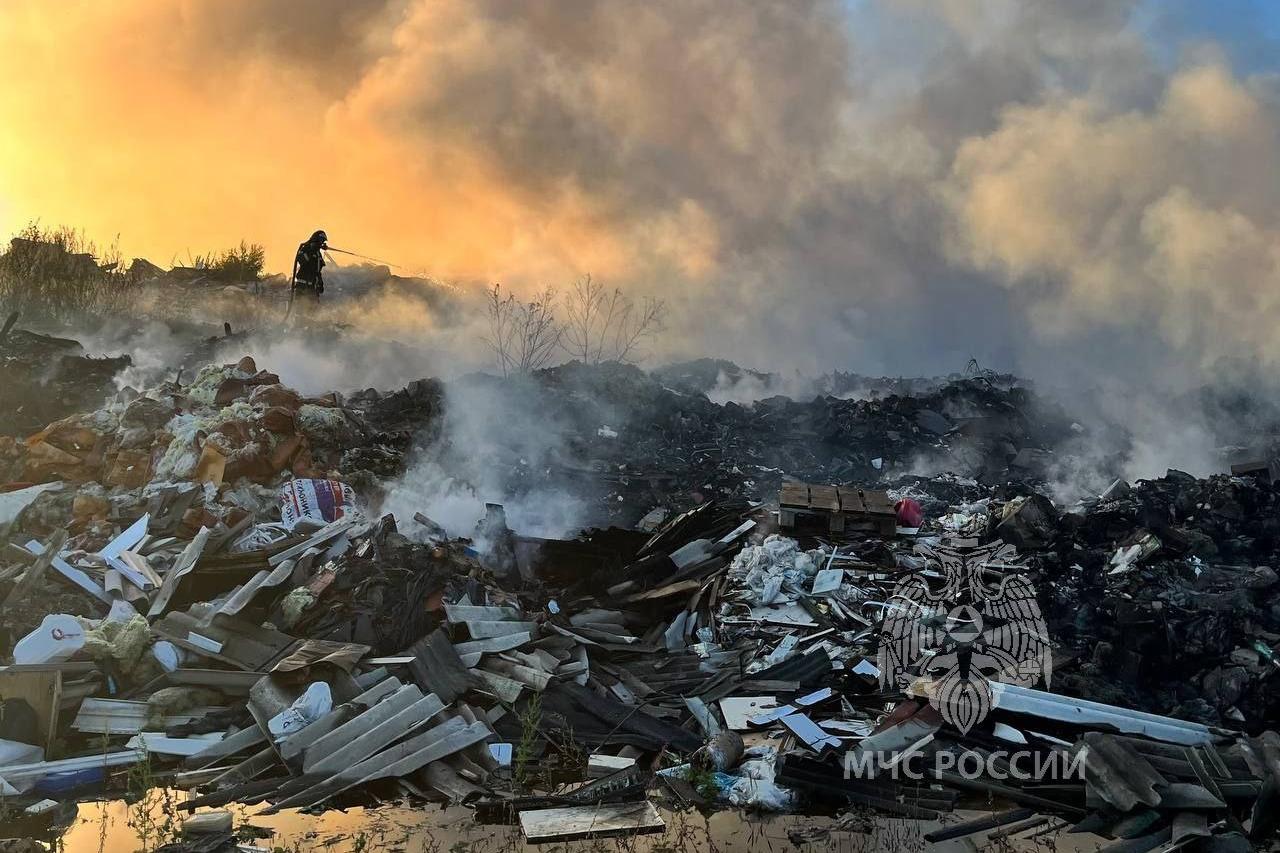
[13,615,87,665]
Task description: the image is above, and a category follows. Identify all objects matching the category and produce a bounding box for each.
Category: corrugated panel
[406,628,475,704]
[753,647,832,687]
[989,682,1215,745]
[72,698,229,735]
[153,607,297,672]
[213,559,296,618]
[545,682,702,754]
[1080,732,1166,812]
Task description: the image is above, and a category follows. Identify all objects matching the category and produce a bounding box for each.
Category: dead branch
[561,275,665,365]
[485,283,563,376]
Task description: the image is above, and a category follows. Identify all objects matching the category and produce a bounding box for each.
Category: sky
[2,0,1280,384]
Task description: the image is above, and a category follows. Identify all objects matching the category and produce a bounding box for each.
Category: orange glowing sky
[6,1,1280,380]
[0,1,717,286]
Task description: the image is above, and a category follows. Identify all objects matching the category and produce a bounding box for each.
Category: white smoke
[380,376,591,540]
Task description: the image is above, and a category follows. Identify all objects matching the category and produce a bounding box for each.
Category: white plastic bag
[231,522,293,553]
[726,774,797,811]
[267,682,332,738]
[725,751,797,811]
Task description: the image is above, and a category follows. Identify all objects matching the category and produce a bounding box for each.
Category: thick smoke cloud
[2,1,1280,386]
[946,63,1280,369]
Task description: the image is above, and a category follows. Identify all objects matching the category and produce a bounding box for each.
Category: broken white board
[519,801,665,843]
[489,743,513,766]
[852,659,881,678]
[24,540,110,604]
[718,697,780,731]
[746,603,816,627]
[820,719,876,737]
[810,569,843,595]
[100,514,152,589]
[127,732,224,757]
[746,687,835,726]
[780,714,842,752]
[992,722,1028,744]
[764,634,799,666]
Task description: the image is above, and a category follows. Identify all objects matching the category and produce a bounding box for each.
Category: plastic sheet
[725,749,797,811]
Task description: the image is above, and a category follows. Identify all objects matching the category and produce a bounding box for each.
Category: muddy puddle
[9,793,1112,852]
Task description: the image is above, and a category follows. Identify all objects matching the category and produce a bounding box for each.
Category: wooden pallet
[779,482,897,536]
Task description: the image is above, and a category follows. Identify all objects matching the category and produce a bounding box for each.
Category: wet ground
[19,794,1111,852]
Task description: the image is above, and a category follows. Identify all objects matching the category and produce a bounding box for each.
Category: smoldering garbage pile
[0,315,130,438]
[419,358,1083,526]
[1,356,1280,851]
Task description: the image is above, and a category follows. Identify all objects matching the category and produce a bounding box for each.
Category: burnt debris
[1,345,1279,850]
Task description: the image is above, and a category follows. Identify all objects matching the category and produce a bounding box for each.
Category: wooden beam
[2,530,67,610]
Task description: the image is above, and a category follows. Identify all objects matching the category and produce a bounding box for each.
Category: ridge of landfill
[3,322,1280,851]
